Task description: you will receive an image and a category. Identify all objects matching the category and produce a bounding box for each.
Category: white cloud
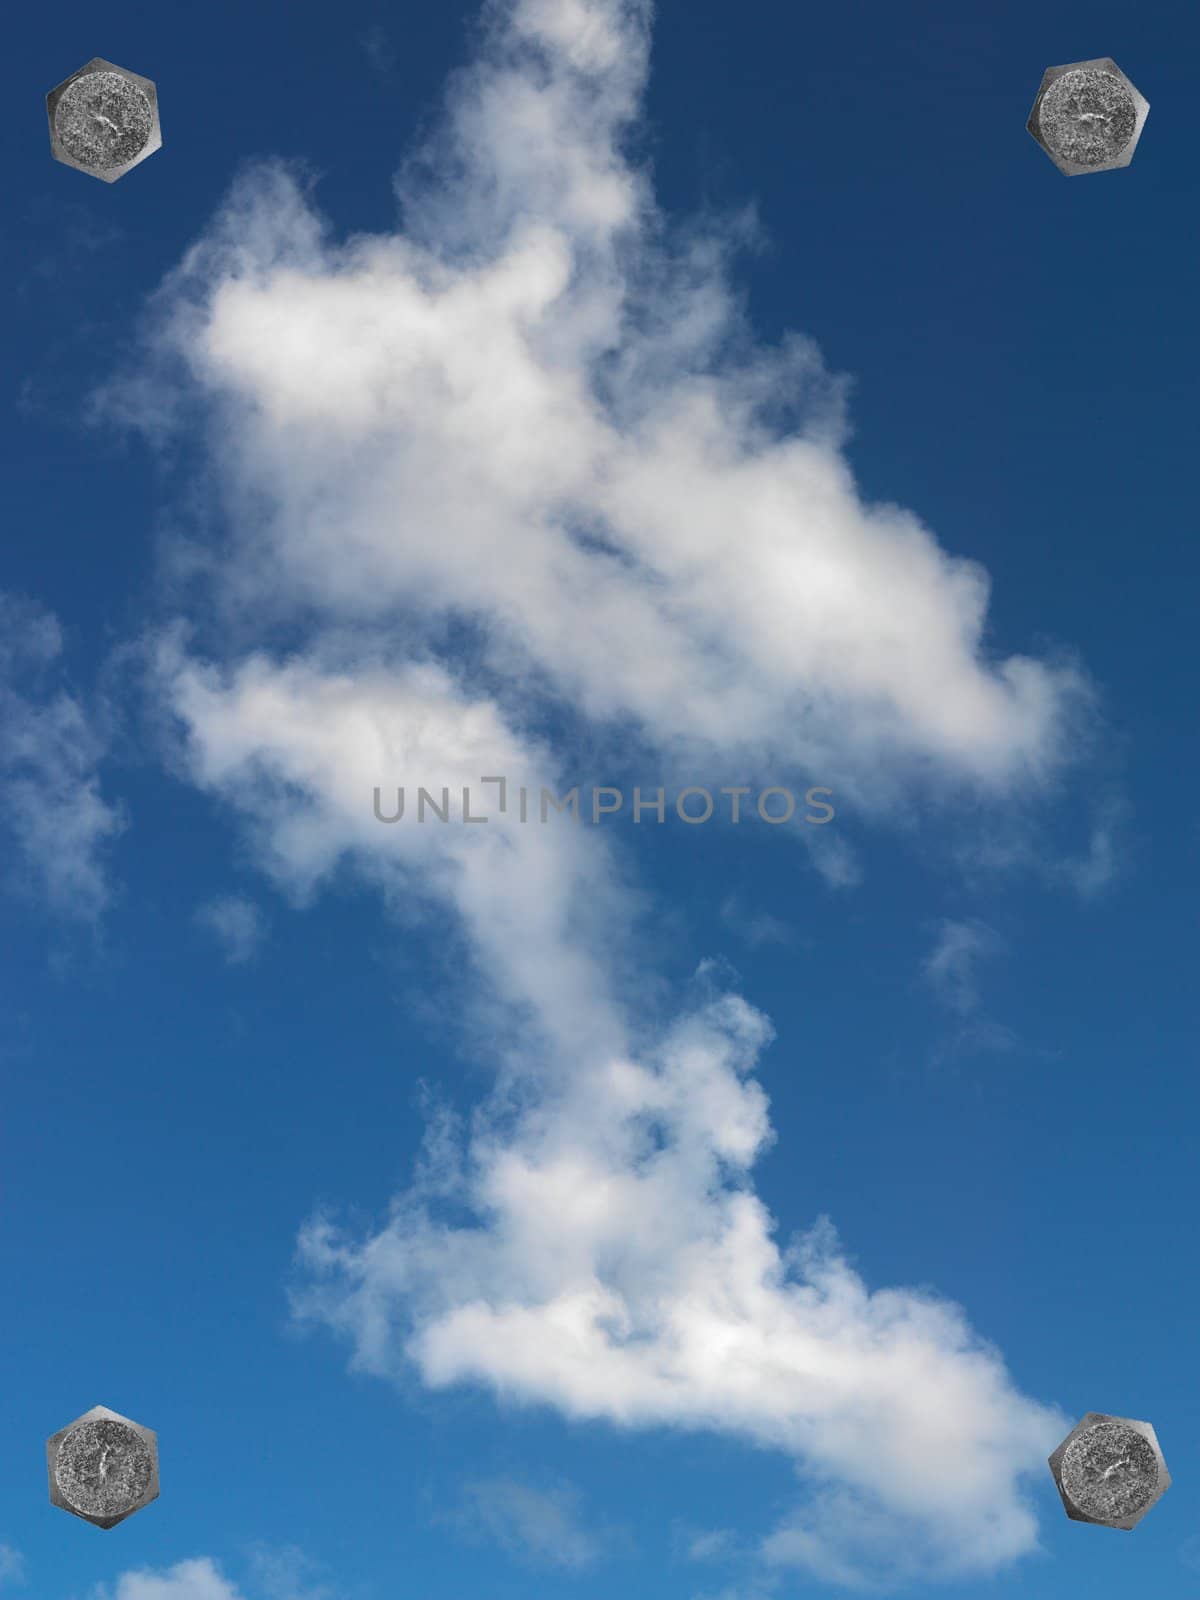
[683,1527,738,1563]
[155,642,635,1066]
[91,1558,244,1600]
[244,1545,334,1600]
[146,644,1065,1586]
[1056,809,1118,897]
[920,918,1000,1018]
[692,1582,781,1600]
[94,0,1095,1586]
[458,1475,604,1569]
[951,795,1123,899]
[0,592,125,920]
[96,0,1095,827]
[90,1550,334,1600]
[919,919,1032,1067]
[195,893,268,964]
[928,1017,1022,1069]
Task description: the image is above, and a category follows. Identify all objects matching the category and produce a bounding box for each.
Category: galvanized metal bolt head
[46,58,161,183]
[46,1405,160,1529]
[1027,59,1149,175]
[1048,1412,1170,1529]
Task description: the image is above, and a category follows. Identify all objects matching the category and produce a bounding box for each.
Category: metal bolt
[1048,1412,1170,1529]
[46,58,162,183]
[47,1405,160,1529]
[1027,59,1149,175]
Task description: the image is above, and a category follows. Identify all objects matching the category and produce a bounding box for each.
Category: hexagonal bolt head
[47,1405,160,1529]
[46,58,161,183]
[1027,58,1149,175]
[1048,1412,1170,1530]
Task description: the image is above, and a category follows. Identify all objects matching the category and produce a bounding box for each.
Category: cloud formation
[921,918,1000,1018]
[90,1550,334,1600]
[719,892,797,950]
[96,0,1089,1586]
[457,1475,606,1569]
[146,640,1066,1588]
[91,1559,243,1600]
[0,592,125,920]
[195,893,269,964]
[99,0,1093,819]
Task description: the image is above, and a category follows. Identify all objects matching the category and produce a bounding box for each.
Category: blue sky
[2,1,1198,1598]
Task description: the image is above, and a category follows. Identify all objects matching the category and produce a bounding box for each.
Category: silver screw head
[46,1405,160,1529]
[1027,59,1149,175]
[46,58,162,183]
[1048,1412,1171,1529]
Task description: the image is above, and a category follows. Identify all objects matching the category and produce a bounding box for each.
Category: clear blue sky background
[2,1,1198,1599]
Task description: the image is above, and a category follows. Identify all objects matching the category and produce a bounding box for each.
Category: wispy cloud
[455,1476,609,1570]
[719,894,796,950]
[692,1580,782,1600]
[952,794,1124,899]
[920,917,1032,1068]
[1056,805,1119,896]
[359,24,397,76]
[0,592,125,920]
[195,894,268,964]
[244,1545,336,1600]
[678,1525,739,1563]
[921,918,1000,1018]
[0,1544,25,1588]
[89,1557,244,1600]
[8,194,124,305]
